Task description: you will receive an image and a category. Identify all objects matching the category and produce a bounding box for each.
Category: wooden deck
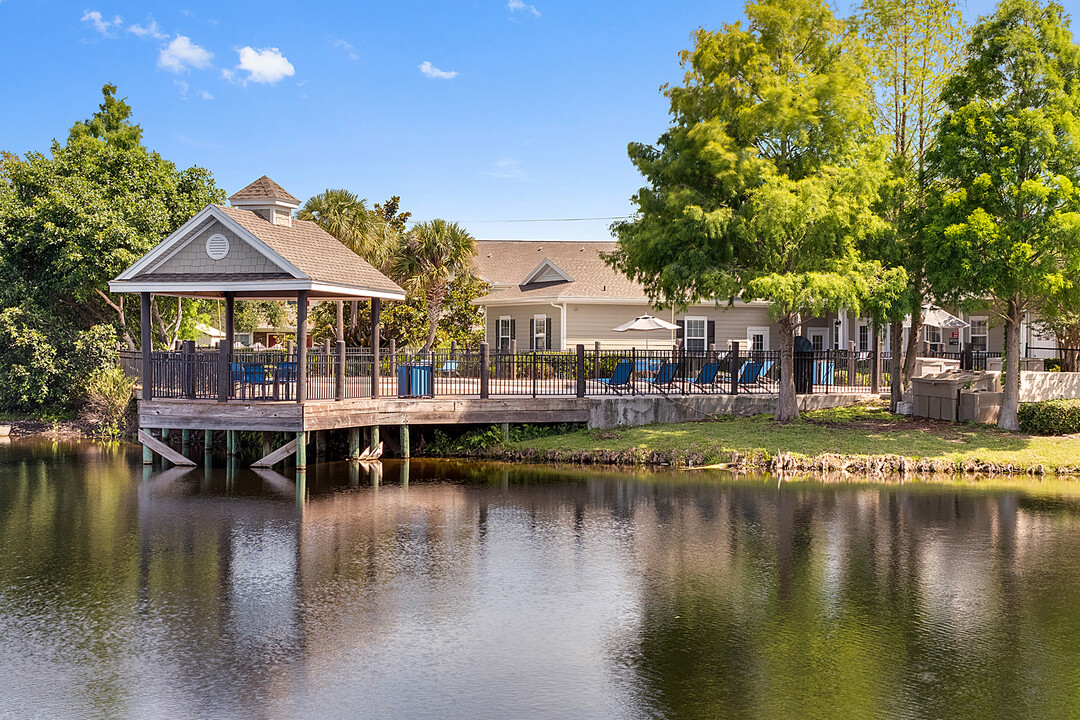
[140,396,593,432]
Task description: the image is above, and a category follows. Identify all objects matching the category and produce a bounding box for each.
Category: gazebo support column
[371,298,381,399]
[296,290,308,403]
[218,292,235,402]
[140,292,153,401]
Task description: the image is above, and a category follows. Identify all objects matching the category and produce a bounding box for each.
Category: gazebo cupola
[227,175,301,228]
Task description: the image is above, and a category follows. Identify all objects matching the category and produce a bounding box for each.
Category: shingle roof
[217,205,404,296]
[473,240,645,302]
[228,176,301,205]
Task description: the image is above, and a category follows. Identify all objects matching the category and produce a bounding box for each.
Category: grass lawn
[506,400,1080,471]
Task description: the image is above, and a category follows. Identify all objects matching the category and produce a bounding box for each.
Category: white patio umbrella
[921,305,969,329]
[612,314,680,350]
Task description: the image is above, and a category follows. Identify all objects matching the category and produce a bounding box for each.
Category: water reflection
[2,440,1080,719]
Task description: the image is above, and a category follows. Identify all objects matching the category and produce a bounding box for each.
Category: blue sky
[2,0,1008,242]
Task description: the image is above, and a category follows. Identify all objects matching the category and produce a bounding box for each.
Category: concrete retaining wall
[1020,372,1080,402]
[586,393,874,429]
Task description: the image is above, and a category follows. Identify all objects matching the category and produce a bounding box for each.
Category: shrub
[81,364,135,436]
[0,306,60,411]
[1018,399,1080,435]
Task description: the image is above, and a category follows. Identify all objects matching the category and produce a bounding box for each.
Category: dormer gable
[522,259,573,285]
[228,175,300,228]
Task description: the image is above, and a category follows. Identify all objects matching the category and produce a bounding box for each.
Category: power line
[414,215,631,224]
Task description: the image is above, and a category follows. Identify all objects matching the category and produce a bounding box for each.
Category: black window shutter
[545,318,552,350]
[707,320,716,347]
[676,320,685,340]
[510,318,516,349]
[529,318,535,350]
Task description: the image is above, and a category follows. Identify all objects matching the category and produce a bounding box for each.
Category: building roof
[110,202,406,300]
[473,240,646,304]
[227,175,301,205]
[216,205,403,296]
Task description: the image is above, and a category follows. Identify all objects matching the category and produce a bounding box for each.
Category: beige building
[472,240,1050,355]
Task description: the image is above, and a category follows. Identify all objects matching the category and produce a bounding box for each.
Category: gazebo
[110,176,405,405]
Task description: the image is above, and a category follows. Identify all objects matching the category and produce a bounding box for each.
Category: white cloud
[419,61,458,79]
[507,0,540,17]
[232,46,295,84]
[174,79,189,98]
[128,19,167,40]
[158,35,213,73]
[200,90,213,100]
[81,10,122,36]
[332,38,359,61]
[486,158,525,179]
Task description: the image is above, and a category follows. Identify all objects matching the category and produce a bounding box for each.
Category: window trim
[497,315,512,351]
[533,314,547,351]
[969,315,988,352]
[684,315,707,353]
[747,325,770,352]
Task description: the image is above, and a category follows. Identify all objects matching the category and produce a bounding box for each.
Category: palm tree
[298,189,398,338]
[391,219,477,352]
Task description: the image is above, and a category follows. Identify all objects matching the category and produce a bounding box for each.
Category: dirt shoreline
[476,446,1068,476]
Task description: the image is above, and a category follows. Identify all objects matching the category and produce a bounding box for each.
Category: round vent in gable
[206,233,230,260]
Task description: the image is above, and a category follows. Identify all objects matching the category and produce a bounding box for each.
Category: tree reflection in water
[1,440,1080,719]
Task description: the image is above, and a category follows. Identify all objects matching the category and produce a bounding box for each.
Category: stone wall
[586,393,873,429]
[1020,372,1080,402]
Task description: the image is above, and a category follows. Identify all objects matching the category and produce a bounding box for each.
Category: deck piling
[349,428,361,460]
[400,425,410,458]
[296,431,307,470]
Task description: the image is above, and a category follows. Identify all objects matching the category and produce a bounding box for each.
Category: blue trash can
[398,363,433,397]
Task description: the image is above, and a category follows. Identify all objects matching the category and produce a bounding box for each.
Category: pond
[2,438,1080,719]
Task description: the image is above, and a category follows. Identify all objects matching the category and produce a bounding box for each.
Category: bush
[1018,399,1080,435]
[81,365,135,436]
[0,307,61,411]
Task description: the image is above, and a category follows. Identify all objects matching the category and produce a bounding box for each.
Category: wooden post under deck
[296,290,308,403]
[400,425,410,458]
[141,292,152,401]
[371,298,381,399]
[296,431,307,470]
[349,427,361,460]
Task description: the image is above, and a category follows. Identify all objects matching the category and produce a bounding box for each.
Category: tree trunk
[902,306,924,392]
[349,300,359,338]
[421,284,446,353]
[168,297,183,347]
[889,319,903,412]
[96,288,136,350]
[999,298,1022,432]
[776,313,799,422]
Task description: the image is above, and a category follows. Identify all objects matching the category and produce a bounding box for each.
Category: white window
[925,325,942,350]
[497,316,512,351]
[747,326,770,353]
[808,329,826,352]
[236,332,252,347]
[858,324,870,352]
[533,314,547,351]
[969,316,988,352]
[684,316,706,353]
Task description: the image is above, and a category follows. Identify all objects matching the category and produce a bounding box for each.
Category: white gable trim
[114,205,306,281]
[521,259,574,285]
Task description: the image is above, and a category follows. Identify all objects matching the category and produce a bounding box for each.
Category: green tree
[608,0,893,421]
[856,0,966,410]
[924,0,1080,430]
[0,84,224,350]
[298,188,399,339]
[391,219,478,353]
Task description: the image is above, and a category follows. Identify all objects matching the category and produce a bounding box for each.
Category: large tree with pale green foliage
[856,0,966,411]
[924,0,1080,431]
[608,0,900,421]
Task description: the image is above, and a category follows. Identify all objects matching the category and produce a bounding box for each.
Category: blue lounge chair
[645,361,681,388]
[686,362,722,391]
[437,360,460,376]
[597,358,634,394]
[814,360,835,385]
[737,359,774,386]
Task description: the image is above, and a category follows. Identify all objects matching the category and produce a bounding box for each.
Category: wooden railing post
[480,342,490,399]
[871,325,881,394]
[729,340,740,395]
[576,344,586,398]
[183,339,196,399]
[370,298,381,399]
[296,290,308,404]
[848,340,857,389]
[141,292,153,401]
[336,340,346,401]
